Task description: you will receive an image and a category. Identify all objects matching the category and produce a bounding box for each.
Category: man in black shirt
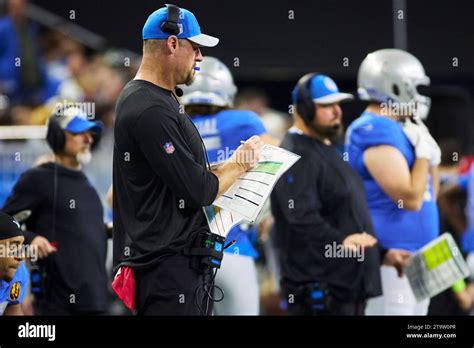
[113,5,263,315]
[2,106,108,315]
[271,73,410,315]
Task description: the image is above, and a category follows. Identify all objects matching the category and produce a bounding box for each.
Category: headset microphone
[175,87,184,97]
[194,66,200,71]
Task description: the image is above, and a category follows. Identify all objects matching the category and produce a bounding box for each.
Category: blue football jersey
[345,112,439,251]
[192,109,266,258]
[0,261,28,315]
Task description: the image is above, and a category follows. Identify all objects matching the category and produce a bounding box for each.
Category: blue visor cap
[292,75,354,105]
[142,6,219,47]
[309,75,354,104]
[58,107,103,134]
[64,116,102,134]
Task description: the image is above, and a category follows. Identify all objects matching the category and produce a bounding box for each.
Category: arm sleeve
[134,106,219,209]
[2,171,41,244]
[272,150,346,245]
[8,262,28,305]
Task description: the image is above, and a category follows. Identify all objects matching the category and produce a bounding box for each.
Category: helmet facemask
[399,76,431,120]
[357,49,431,120]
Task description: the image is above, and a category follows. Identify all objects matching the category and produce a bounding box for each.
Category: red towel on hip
[111,266,136,311]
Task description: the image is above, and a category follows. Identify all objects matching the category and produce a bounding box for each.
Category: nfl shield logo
[163,142,175,154]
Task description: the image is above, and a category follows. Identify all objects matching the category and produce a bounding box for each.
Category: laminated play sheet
[203,144,300,237]
[405,233,470,302]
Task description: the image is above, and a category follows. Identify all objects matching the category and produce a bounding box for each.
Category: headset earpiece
[160,4,181,36]
[46,115,65,154]
[296,72,319,125]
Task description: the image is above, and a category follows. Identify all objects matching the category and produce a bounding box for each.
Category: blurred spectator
[29,49,125,126]
[235,87,290,140]
[53,47,88,102]
[41,30,82,83]
[83,56,124,105]
[0,0,59,106]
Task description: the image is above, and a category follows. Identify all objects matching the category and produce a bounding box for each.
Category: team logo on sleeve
[163,142,175,154]
[9,282,21,301]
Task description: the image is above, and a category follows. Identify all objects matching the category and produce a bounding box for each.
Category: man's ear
[166,36,178,52]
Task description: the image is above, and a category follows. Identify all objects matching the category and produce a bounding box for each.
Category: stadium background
[22,0,474,152]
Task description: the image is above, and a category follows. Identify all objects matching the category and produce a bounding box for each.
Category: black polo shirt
[271,131,382,302]
[113,80,219,270]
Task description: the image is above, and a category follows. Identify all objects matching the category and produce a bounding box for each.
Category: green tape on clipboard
[421,239,452,271]
[251,161,283,175]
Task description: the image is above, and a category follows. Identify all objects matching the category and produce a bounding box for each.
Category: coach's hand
[342,232,377,252]
[231,135,263,172]
[31,236,57,259]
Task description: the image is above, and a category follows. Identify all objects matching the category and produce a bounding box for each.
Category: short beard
[76,150,92,165]
[184,69,195,86]
[309,122,343,141]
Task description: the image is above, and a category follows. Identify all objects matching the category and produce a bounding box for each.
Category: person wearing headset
[2,106,109,315]
[271,73,380,315]
[271,73,412,315]
[345,49,441,315]
[180,56,279,315]
[113,5,262,315]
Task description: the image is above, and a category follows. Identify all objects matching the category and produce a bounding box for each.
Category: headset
[295,72,320,125]
[46,115,66,154]
[160,4,181,35]
[160,3,184,96]
[46,112,102,154]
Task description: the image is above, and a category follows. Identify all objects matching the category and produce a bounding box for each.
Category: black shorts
[135,254,213,315]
